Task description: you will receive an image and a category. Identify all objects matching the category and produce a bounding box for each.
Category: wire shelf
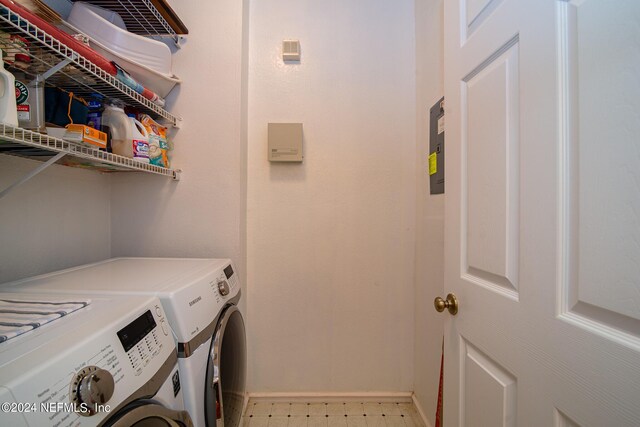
[0,124,179,179]
[0,4,181,126]
[71,0,183,40]
[74,0,177,37]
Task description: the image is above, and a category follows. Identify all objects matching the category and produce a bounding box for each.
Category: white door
[442,0,640,425]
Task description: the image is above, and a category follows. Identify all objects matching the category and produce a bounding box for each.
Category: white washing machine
[3,258,246,427]
[0,291,192,426]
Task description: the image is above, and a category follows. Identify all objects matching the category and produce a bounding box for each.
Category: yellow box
[65,124,107,149]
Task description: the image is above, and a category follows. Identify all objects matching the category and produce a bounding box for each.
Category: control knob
[217,279,230,296]
[70,366,115,416]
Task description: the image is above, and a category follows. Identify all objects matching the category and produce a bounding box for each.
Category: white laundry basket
[68,1,172,76]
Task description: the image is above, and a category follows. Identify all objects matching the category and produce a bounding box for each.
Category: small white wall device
[268,123,303,162]
[283,39,301,61]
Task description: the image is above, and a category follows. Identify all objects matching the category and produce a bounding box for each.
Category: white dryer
[0,292,192,426]
[3,258,246,427]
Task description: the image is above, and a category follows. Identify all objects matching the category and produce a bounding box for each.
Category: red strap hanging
[435,337,444,427]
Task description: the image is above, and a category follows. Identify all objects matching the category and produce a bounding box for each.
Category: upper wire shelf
[69,0,187,45]
[0,4,181,126]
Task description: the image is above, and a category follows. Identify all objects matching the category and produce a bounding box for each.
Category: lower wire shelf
[0,124,179,180]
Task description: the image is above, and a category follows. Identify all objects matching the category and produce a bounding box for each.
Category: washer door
[103,400,193,427]
[205,305,246,427]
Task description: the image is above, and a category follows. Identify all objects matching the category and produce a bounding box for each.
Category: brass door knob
[434,293,458,315]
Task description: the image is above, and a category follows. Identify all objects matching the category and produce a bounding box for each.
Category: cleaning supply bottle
[13,70,44,131]
[101,99,129,157]
[86,93,104,130]
[0,51,18,127]
[129,115,150,163]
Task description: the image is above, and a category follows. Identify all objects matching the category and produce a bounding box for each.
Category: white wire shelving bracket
[0,124,180,199]
[0,152,66,199]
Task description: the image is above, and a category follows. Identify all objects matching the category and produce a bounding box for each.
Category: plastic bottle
[13,70,45,131]
[129,116,150,163]
[101,99,129,157]
[86,94,104,130]
[0,51,18,127]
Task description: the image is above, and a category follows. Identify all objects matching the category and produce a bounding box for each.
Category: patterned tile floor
[242,401,425,427]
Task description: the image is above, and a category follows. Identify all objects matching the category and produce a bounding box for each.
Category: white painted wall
[109,0,248,305]
[247,0,417,392]
[0,156,111,282]
[413,0,444,424]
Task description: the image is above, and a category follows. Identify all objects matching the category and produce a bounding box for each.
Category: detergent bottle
[101,99,129,156]
[0,51,18,127]
[129,115,150,163]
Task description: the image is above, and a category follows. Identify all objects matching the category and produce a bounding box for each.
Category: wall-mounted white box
[283,40,301,61]
[268,123,303,162]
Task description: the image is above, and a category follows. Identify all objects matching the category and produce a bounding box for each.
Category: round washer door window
[103,400,193,427]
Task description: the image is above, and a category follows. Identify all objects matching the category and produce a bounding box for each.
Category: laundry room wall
[0,157,111,283]
[109,0,249,304]
[246,0,417,392]
[413,0,445,423]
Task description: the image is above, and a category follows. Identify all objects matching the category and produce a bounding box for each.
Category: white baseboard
[243,393,251,416]
[246,392,413,403]
[411,393,433,427]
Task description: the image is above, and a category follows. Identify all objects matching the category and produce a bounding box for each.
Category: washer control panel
[118,306,168,376]
[69,366,115,416]
[4,297,175,427]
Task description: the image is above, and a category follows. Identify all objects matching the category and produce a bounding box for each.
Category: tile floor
[242,401,425,427]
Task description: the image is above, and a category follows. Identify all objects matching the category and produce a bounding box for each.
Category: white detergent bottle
[0,51,18,127]
[101,99,129,157]
[129,116,150,163]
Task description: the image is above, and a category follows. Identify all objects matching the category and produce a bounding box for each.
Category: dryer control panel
[163,261,241,343]
[212,264,239,301]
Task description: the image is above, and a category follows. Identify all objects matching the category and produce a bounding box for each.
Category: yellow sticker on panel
[429,152,437,176]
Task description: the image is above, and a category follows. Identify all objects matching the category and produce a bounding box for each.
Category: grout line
[243,400,427,427]
[248,392,413,403]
